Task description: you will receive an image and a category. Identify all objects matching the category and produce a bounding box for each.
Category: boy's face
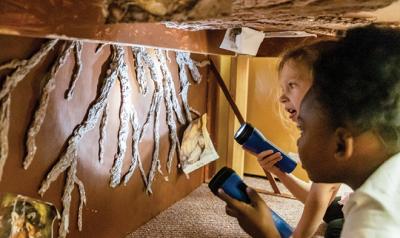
[296,92,340,183]
[279,60,313,122]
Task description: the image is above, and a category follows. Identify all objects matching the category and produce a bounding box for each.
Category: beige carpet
[127,176,325,237]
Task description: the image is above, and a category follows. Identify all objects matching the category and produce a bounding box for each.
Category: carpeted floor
[127,176,326,237]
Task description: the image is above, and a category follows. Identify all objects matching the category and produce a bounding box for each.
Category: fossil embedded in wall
[0,194,60,238]
[180,113,218,174]
[105,0,232,23]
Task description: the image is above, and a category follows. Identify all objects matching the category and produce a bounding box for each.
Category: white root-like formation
[0,59,27,71]
[175,51,202,122]
[59,157,86,236]
[98,102,109,164]
[132,47,150,95]
[123,106,147,186]
[0,35,206,237]
[155,49,181,173]
[166,50,172,63]
[65,41,83,100]
[138,48,163,142]
[95,43,109,54]
[37,48,120,182]
[110,46,132,188]
[0,95,10,181]
[182,52,202,83]
[147,87,162,194]
[134,47,164,194]
[0,39,58,181]
[24,42,75,170]
[156,50,185,125]
[58,157,75,237]
[175,52,191,122]
[39,45,121,238]
[0,39,58,100]
[74,172,87,231]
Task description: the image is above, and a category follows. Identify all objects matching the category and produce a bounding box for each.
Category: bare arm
[292,183,341,238]
[272,168,311,203]
[256,150,311,203]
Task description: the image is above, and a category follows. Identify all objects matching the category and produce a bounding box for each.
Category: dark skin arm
[218,187,281,238]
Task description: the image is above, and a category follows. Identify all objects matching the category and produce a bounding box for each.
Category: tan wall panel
[213,56,231,173]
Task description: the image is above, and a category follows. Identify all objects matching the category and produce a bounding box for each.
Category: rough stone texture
[164,0,398,36]
[105,0,232,23]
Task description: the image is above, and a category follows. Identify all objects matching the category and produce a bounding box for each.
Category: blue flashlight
[209,167,293,238]
[234,123,297,173]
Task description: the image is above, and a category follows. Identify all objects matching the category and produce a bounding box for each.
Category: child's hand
[218,187,280,238]
[255,150,282,174]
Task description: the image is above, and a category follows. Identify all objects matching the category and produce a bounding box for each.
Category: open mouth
[286,108,297,120]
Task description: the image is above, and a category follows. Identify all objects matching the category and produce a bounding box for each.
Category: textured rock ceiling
[106,0,400,36]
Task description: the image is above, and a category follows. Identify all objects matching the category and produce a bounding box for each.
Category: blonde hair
[275,41,337,132]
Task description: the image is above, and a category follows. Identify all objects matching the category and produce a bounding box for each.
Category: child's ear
[334,128,354,161]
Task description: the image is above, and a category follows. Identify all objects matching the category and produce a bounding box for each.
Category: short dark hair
[312,25,400,149]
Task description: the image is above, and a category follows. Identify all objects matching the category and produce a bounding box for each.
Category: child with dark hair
[218,25,400,238]
[250,41,346,238]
